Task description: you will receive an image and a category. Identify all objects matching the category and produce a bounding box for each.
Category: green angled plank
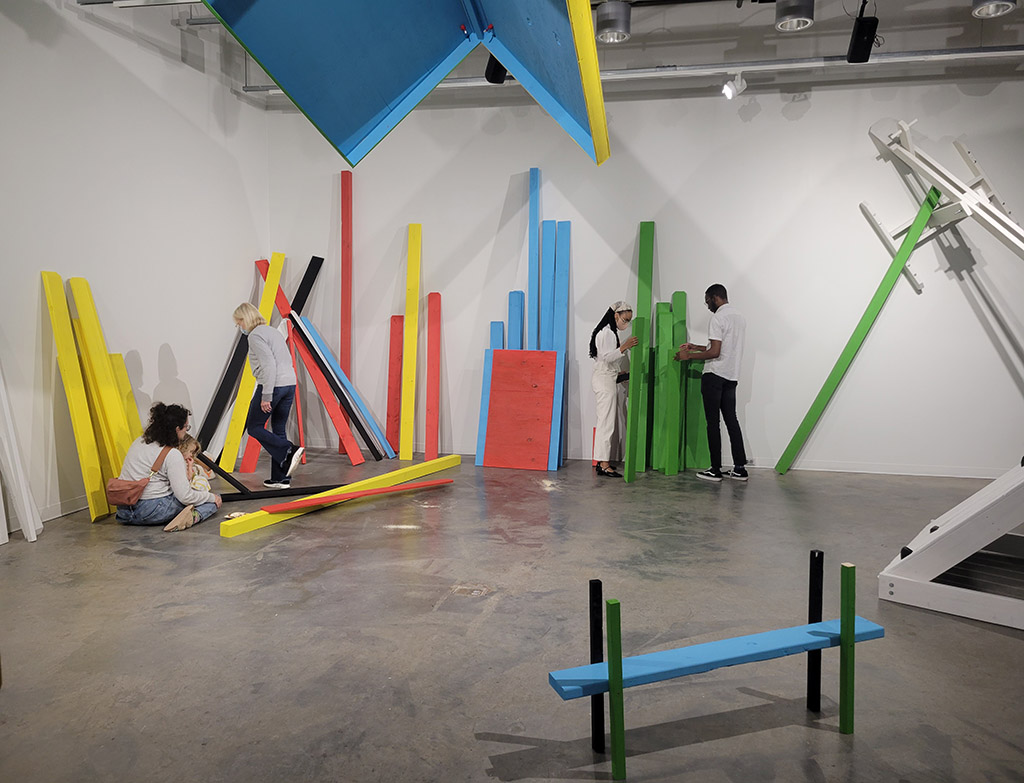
[652,302,672,473]
[665,292,687,476]
[775,187,941,473]
[634,222,655,473]
[623,315,648,483]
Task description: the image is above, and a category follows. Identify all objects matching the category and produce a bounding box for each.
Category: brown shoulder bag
[105,446,172,506]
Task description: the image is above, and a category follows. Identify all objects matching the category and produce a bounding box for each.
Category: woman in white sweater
[116,402,221,530]
[233,303,304,489]
[590,301,638,478]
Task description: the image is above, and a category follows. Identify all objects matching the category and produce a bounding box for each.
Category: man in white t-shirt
[675,284,748,483]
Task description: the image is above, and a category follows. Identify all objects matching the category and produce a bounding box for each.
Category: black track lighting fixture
[847,0,879,64]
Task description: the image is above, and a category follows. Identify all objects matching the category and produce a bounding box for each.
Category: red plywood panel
[425,293,441,461]
[386,315,403,451]
[482,350,556,471]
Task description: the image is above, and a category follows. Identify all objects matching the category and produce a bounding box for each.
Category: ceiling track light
[776,0,815,32]
[722,73,747,100]
[972,0,1018,18]
[596,0,631,44]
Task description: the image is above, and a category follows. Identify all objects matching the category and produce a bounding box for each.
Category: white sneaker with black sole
[695,469,723,483]
[285,446,305,477]
[725,467,749,481]
[264,479,291,489]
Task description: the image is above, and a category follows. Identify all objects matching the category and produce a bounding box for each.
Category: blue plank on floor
[548,617,885,700]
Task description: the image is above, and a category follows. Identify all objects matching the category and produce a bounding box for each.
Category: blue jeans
[116,494,218,526]
[246,385,296,481]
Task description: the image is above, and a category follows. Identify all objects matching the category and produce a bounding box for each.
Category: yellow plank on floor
[219,252,284,472]
[220,454,461,538]
[41,272,107,521]
[399,224,421,461]
[68,277,132,470]
[110,352,143,440]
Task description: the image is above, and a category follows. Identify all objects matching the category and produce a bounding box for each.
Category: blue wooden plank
[539,220,557,351]
[475,349,494,467]
[490,321,505,351]
[508,291,525,351]
[549,617,885,700]
[299,316,397,458]
[528,168,540,351]
[547,350,567,471]
[553,221,571,354]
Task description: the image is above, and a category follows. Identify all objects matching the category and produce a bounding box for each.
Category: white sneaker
[285,447,304,477]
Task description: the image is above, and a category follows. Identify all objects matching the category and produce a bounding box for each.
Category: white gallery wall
[2,2,1023,524]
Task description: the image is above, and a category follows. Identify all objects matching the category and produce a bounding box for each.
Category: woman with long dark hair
[590,301,638,477]
[115,402,221,530]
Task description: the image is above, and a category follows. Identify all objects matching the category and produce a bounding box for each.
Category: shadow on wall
[151,343,193,415]
[124,349,151,426]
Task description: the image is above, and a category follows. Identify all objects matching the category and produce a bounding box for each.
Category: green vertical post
[839,562,856,735]
[606,599,627,781]
[634,222,655,474]
[775,188,941,473]
[623,315,648,483]
[683,360,709,470]
[652,303,672,472]
[664,292,687,476]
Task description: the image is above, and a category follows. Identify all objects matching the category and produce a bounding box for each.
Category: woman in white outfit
[590,301,638,478]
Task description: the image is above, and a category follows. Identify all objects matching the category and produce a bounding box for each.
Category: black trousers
[701,372,747,472]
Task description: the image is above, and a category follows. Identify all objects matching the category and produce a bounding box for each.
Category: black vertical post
[807,549,824,712]
[589,579,605,753]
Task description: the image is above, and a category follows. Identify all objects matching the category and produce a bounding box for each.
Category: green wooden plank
[606,599,627,781]
[839,563,856,734]
[623,315,648,483]
[652,302,672,472]
[775,187,941,473]
[634,222,655,474]
[683,359,709,470]
[666,292,687,476]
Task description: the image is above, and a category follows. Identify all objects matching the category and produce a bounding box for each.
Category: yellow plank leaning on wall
[400,225,422,461]
[110,353,143,440]
[71,319,116,518]
[221,454,461,538]
[219,252,285,471]
[40,272,107,520]
[68,278,133,470]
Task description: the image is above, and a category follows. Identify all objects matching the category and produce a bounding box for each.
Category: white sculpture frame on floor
[0,359,43,544]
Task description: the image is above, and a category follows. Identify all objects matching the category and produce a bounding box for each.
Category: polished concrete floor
[1,452,1022,782]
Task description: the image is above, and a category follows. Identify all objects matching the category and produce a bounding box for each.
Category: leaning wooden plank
[485,350,557,471]
[425,293,442,461]
[339,171,354,454]
[508,290,525,351]
[548,617,885,700]
[109,353,143,440]
[474,349,494,467]
[539,220,557,351]
[260,478,452,513]
[44,275,107,520]
[651,302,672,473]
[775,188,941,473]
[220,454,462,538]
[68,277,133,470]
[547,350,567,471]
[623,315,647,483]
[71,319,118,514]
[634,222,655,473]
[0,359,44,541]
[664,292,686,476]
[528,168,541,351]
[219,252,284,471]
[400,224,422,460]
[0,472,7,544]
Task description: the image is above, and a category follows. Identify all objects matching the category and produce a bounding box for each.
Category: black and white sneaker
[725,467,749,482]
[264,479,291,489]
[695,469,723,483]
[285,446,305,477]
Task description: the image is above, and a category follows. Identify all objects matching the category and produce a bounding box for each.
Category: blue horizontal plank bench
[549,617,884,700]
[549,553,885,781]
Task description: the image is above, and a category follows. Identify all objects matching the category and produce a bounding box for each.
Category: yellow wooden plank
[72,319,117,519]
[68,278,133,470]
[566,0,610,165]
[220,454,461,538]
[110,353,143,440]
[399,225,421,461]
[219,252,285,472]
[40,272,108,521]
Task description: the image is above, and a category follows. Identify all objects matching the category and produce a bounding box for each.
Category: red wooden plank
[483,350,557,471]
[292,336,365,466]
[425,293,441,461]
[386,314,403,451]
[259,478,452,513]
[339,171,353,453]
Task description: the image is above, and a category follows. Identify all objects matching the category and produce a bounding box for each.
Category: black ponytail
[143,402,190,447]
[589,308,620,359]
